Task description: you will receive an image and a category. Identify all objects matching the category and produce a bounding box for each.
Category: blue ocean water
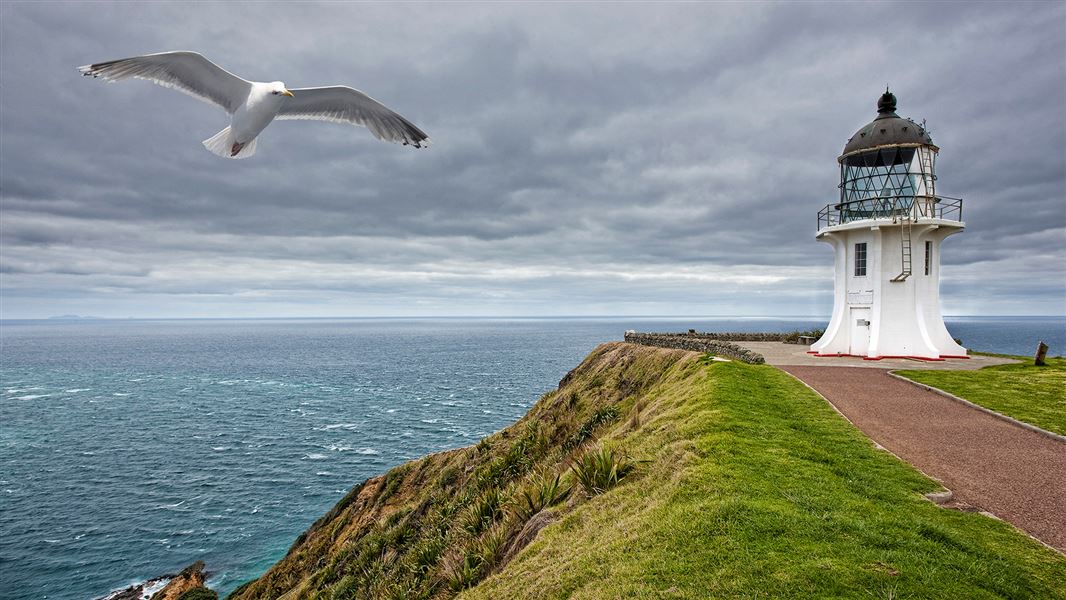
[1,316,1062,599]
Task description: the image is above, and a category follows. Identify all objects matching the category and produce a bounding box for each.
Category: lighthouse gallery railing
[817,195,963,231]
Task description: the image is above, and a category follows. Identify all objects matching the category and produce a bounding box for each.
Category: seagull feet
[230,141,245,157]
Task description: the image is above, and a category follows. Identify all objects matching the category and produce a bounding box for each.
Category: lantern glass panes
[840,146,926,217]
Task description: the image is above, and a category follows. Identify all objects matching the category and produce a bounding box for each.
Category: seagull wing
[276,86,430,148]
[78,51,251,114]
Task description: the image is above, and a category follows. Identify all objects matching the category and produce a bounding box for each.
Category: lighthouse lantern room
[810,91,966,360]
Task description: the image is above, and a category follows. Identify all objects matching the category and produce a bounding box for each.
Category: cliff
[226,342,1066,599]
[227,343,700,599]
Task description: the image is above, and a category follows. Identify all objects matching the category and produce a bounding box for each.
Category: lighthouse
[810,91,967,360]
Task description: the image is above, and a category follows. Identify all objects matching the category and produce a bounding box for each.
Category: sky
[1,1,1064,319]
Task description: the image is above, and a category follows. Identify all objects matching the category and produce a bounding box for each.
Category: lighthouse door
[850,307,871,356]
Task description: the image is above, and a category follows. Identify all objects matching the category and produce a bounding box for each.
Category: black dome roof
[840,91,934,158]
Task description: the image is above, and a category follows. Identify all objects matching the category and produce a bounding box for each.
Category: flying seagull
[78,51,430,159]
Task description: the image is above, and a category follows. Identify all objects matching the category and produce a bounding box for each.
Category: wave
[4,386,44,395]
[13,394,51,400]
[356,448,380,455]
[304,453,328,460]
[98,575,171,600]
[319,423,359,431]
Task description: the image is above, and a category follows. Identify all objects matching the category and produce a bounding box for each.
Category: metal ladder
[891,149,933,283]
[918,149,936,217]
[891,216,913,282]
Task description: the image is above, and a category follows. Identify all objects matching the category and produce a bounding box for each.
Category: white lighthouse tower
[810,91,967,360]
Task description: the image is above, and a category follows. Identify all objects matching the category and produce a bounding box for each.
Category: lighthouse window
[925,241,932,276]
[854,243,867,277]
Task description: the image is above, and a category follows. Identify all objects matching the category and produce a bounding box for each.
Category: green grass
[897,357,1066,436]
[464,356,1066,599]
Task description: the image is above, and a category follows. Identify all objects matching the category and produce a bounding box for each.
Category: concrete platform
[734,341,1018,370]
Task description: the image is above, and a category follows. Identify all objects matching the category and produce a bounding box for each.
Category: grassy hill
[227,343,1066,599]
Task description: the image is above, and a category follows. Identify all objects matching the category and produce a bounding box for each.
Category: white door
[850,307,871,356]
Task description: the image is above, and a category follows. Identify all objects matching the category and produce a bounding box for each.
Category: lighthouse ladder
[918,150,936,218]
[920,150,936,197]
[891,216,913,282]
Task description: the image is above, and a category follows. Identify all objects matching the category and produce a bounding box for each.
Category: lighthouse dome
[840,91,934,159]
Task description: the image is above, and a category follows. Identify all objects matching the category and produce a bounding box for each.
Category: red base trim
[940,355,970,359]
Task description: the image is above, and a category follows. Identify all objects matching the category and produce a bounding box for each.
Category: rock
[150,561,214,600]
[924,490,954,505]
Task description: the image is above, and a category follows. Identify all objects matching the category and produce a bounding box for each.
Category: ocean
[1,316,1062,599]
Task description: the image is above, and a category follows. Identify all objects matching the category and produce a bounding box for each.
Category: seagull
[78,51,430,159]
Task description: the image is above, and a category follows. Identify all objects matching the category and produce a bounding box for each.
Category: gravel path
[781,366,1066,552]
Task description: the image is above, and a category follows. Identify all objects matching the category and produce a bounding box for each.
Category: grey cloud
[1,1,1063,318]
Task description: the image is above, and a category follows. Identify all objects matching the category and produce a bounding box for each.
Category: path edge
[887,371,1066,444]
[776,367,949,485]
[779,366,1066,556]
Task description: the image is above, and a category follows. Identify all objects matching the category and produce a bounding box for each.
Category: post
[1035,341,1048,366]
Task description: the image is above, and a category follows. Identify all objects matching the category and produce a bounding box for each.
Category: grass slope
[230,343,1066,600]
[897,357,1066,436]
[464,352,1066,599]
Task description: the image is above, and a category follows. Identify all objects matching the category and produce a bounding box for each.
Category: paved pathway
[779,365,1066,552]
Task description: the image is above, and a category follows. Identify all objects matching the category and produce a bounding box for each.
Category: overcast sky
[1,1,1064,319]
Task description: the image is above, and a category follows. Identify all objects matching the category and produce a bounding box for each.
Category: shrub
[626,399,646,432]
[473,524,509,573]
[513,470,571,522]
[177,588,217,600]
[407,529,447,576]
[566,391,580,409]
[565,406,619,450]
[783,329,826,344]
[461,488,505,535]
[440,550,483,592]
[571,446,634,496]
[474,421,547,489]
[375,466,408,507]
[437,465,460,489]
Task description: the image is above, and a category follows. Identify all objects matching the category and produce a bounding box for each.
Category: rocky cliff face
[225,342,700,599]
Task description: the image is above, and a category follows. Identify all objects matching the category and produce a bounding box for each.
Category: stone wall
[679,332,792,342]
[623,332,766,364]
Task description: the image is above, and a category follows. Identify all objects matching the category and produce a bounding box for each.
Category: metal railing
[817,195,963,231]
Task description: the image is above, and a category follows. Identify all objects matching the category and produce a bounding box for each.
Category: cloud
[1,1,1063,318]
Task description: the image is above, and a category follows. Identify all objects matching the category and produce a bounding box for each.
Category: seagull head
[269,82,295,97]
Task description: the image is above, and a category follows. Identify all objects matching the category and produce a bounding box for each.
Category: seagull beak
[282,89,295,97]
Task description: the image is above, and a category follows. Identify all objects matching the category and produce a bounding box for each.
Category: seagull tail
[202,126,257,159]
